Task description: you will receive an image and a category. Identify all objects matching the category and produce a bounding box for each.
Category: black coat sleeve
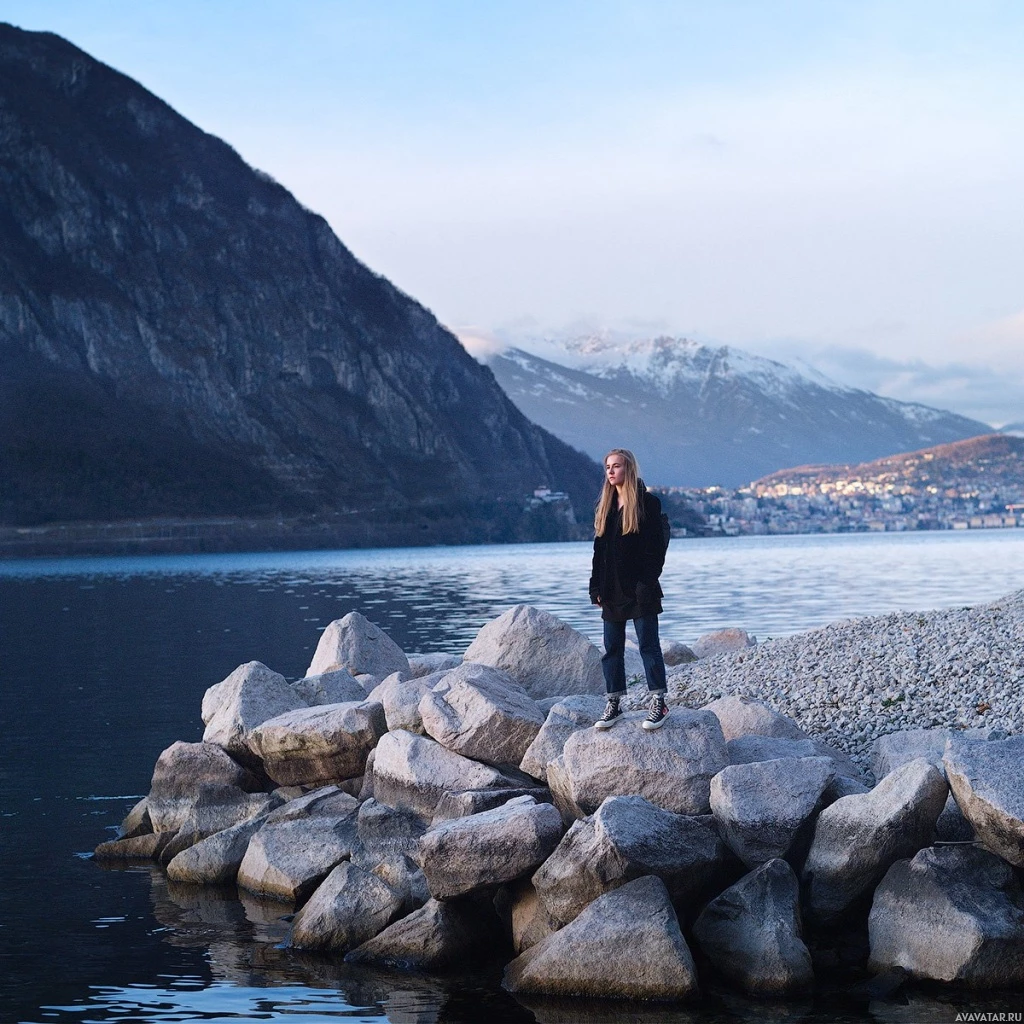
[639,492,665,587]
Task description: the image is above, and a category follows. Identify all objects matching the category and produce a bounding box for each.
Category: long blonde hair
[594,448,643,536]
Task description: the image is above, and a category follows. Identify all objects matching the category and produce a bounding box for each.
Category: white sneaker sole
[642,716,668,731]
[594,718,620,730]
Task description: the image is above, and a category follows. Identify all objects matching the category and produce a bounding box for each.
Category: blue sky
[7,1,1024,424]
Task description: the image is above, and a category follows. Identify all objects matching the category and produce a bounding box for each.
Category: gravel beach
[658,589,1024,776]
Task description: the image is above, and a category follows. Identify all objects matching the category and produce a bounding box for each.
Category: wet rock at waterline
[145,741,266,835]
[344,896,505,971]
[287,861,407,952]
[165,813,272,885]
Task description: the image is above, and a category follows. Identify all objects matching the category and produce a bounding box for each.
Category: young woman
[589,448,669,730]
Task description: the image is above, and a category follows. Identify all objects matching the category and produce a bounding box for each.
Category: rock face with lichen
[0,23,597,537]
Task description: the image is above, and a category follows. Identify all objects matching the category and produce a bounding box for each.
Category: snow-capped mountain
[484,335,992,487]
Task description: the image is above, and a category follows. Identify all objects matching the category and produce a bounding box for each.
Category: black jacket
[589,484,665,621]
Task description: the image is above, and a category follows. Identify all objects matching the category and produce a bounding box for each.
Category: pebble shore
[661,589,1024,775]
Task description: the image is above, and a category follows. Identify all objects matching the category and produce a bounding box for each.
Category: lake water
[3,530,1024,1023]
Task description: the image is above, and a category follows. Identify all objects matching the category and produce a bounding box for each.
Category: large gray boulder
[693,859,813,995]
[371,729,528,820]
[307,611,410,679]
[432,786,551,822]
[290,667,366,706]
[943,735,1024,868]
[247,701,387,787]
[419,796,563,900]
[503,875,698,1001]
[463,604,604,700]
[873,726,1006,779]
[703,695,807,741]
[344,896,504,970]
[726,735,818,764]
[165,813,271,885]
[869,845,1024,986]
[710,756,835,868]
[691,627,756,659]
[93,831,177,861]
[236,804,361,903]
[407,652,462,678]
[803,758,948,921]
[555,709,728,817]
[264,784,359,824]
[201,661,305,761]
[367,671,444,734]
[533,795,729,927]
[419,662,545,768]
[349,847,429,914]
[356,797,428,858]
[287,861,406,952]
[145,740,265,835]
[519,695,606,783]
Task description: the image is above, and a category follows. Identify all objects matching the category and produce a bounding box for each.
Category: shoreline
[658,588,1024,774]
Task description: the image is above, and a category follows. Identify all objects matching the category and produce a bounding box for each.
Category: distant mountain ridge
[753,433,1024,494]
[0,24,600,543]
[484,334,991,487]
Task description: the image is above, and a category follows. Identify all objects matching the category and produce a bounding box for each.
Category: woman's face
[605,455,627,488]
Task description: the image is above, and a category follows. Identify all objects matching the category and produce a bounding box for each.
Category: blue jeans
[602,615,667,695]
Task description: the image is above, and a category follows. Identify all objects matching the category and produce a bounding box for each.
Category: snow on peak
[506,332,848,401]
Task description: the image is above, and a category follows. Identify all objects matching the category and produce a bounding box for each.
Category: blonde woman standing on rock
[589,448,669,731]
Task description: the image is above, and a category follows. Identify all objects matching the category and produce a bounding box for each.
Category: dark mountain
[486,336,992,488]
[0,24,602,545]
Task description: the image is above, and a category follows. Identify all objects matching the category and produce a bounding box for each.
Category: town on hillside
[663,434,1024,537]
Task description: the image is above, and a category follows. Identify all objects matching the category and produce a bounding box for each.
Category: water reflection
[5,533,1024,1023]
[4,532,1024,656]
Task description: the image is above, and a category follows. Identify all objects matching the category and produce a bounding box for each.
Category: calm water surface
[2,531,1023,1024]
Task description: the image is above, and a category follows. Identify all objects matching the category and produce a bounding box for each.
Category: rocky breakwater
[94,599,1024,1003]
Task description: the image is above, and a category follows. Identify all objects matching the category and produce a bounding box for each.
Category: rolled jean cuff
[648,687,667,695]
[606,688,627,697]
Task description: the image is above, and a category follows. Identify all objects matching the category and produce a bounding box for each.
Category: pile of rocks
[94,602,1024,1002]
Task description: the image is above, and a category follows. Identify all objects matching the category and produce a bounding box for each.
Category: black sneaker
[642,694,669,731]
[594,697,622,730]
